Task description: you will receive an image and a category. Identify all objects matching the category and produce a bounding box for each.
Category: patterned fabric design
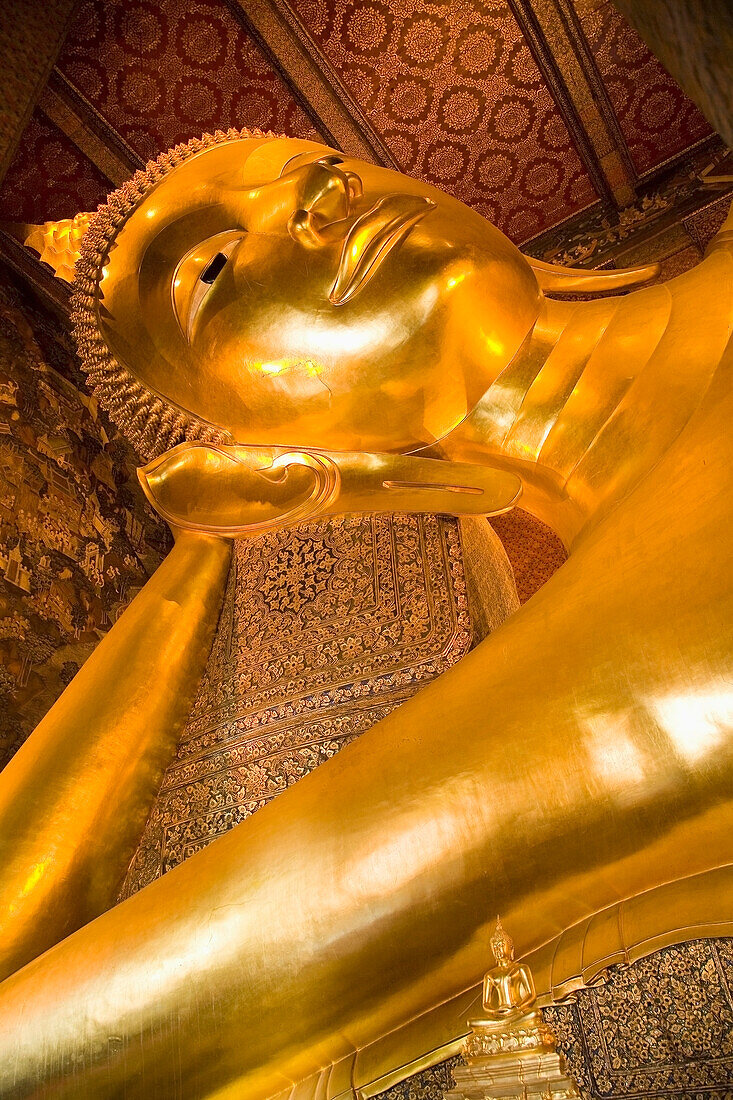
[545,938,733,1098]
[490,508,566,604]
[119,513,472,896]
[0,108,112,223]
[56,0,322,162]
[576,1,711,177]
[286,0,599,243]
[376,939,733,1100]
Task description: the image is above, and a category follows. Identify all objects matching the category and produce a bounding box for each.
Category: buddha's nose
[287,157,364,249]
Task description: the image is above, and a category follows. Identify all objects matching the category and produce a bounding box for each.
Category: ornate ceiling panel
[286,0,600,242]
[574,0,712,177]
[0,108,111,223]
[0,0,721,249]
[55,0,323,163]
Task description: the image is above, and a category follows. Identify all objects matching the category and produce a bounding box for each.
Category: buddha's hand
[138,441,522,538]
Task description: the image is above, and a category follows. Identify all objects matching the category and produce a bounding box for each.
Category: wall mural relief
[0,265,169,766]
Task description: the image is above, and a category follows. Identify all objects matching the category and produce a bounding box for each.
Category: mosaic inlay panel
[545,937,733,1098]
[120,513,471,896]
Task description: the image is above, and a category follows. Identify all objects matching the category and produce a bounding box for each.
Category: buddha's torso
[483,963,532,1016]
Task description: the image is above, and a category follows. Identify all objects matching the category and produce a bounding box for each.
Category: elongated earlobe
[528,255,660,294]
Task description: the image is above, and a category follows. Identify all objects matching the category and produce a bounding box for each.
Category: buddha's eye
[200,252,228,284]
[172,231,243,342]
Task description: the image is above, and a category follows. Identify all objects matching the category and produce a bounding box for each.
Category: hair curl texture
[71,127,282,460]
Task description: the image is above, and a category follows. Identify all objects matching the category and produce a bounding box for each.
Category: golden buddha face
[98,136,540,454]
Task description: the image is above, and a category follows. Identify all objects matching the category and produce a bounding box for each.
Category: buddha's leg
[0,359,730,1100]
[0,531,231,982]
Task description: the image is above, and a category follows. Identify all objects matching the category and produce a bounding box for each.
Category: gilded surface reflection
[0,129,730,1099]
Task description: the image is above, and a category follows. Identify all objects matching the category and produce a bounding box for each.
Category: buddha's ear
[528,255,659,294]
[138,442,522,538]
[6,215,94,283]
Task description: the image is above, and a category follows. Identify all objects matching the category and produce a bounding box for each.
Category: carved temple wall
[0,263,168,764]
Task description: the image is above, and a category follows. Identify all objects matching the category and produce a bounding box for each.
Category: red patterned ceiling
[0,109,111,223]
[287,0,599,242]
[577,0,711,176]
[56,0,322,161]
[0,0,721,247]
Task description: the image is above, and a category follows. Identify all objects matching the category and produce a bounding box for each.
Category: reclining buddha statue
[0,128,730,1099]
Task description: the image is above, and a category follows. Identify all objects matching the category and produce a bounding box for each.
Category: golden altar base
[447,1011,580,1100]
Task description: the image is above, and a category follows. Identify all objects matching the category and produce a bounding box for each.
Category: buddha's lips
[330,194,436,306]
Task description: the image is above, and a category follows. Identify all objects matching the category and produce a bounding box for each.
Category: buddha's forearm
[0,531,231,982]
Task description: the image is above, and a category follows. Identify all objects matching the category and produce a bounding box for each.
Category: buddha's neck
[445,247,732,548]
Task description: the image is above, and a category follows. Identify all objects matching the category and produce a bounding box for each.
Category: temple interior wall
[376,937,733,1100]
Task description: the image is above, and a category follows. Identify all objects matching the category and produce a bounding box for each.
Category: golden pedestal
[447,1010,580,1100]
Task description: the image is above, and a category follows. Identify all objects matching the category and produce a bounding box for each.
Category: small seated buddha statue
[466,917,553,1056]
[449,919,580,1098]
[482,917,537,1021]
